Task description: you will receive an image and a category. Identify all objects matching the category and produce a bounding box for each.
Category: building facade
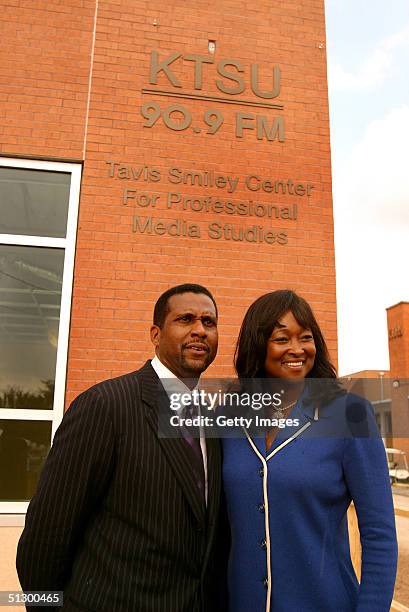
[0,0,336,515]
[345,302,409,456]
[387,302,409,456]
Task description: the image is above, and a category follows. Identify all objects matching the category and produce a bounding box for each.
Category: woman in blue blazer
[222,290,397,612]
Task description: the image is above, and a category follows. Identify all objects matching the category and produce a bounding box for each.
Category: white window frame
[0,157,81,514]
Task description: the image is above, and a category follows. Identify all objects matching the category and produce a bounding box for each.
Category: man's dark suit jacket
[16,361,225,612]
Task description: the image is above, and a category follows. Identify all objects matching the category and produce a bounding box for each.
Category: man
[17,283,224,612]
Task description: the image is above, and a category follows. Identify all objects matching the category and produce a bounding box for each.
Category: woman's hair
[234,289,342,404]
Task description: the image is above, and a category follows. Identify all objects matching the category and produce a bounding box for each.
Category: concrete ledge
[395,506,409,519]
[391,599,409,612]
[0,515,25,527]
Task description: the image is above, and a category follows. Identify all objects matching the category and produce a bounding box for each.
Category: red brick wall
[0,0,338,405]
[387,304,409,454]
[0,0,94,159]
[387,303,409,379]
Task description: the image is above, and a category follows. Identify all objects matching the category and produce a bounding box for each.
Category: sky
[324,0,409,375]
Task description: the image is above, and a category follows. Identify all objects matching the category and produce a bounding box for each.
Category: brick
[0,0,337,410]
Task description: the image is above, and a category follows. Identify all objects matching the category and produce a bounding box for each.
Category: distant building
[344,302,409,455]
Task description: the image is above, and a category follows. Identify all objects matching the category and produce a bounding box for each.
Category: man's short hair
[153,284,218,328]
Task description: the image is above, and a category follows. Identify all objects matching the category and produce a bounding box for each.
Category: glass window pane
[0,167,70,238]
[385,412,392,436]
[0,245,64,410]
[0,420,51,501]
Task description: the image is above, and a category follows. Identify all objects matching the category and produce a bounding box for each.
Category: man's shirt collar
[151,355,196,400]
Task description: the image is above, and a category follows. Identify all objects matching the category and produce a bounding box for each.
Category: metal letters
[142,50,285,142]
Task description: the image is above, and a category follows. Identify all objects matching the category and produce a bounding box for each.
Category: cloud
[333,105,409,228]
[328,25,409,92]
[333,106,409,374]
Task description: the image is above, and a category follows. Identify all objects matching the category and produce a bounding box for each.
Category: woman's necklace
[266,398,298,451]
[273,398,297,416]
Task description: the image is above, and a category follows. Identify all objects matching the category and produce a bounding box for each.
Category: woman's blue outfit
[222,394,398,611]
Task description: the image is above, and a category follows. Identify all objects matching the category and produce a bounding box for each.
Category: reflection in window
[0,420,51,501]
[0,245,64,409]
[0,167,70,238]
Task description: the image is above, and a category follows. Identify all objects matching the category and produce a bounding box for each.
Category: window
[0,158,81,512]
[373,399,392,441]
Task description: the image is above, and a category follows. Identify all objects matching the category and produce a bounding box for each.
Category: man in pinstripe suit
[17,284,226,612]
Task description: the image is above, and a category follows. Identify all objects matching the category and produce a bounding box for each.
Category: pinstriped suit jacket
[16,362,225,612]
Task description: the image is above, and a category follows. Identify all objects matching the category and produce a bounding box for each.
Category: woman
[222,290,397,612]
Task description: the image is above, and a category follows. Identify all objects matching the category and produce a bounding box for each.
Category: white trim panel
[0,409,54,421]
[0,234,66,248]
[0,157,81,174]
[0,502,29,514]
[52,163,81,437]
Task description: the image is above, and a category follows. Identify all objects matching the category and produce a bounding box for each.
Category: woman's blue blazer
[222,393,398,611]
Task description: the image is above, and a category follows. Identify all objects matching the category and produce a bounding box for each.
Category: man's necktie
[179,399,205,501]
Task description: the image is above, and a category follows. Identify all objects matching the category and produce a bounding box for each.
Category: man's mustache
[182,342,210,352]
